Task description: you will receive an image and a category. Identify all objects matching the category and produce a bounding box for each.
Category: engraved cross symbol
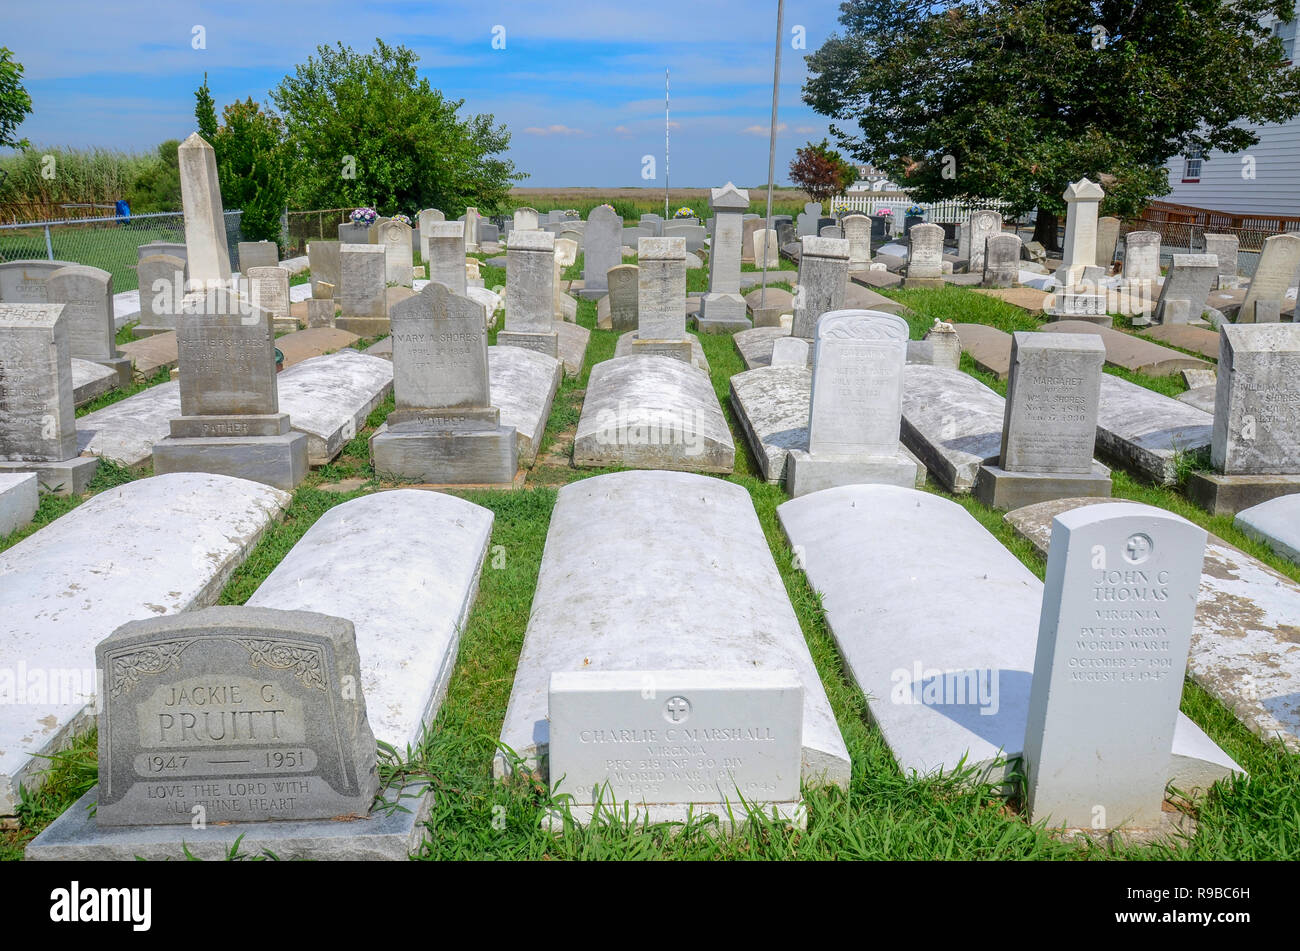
[1126,534,1151,563]
[664,696,690,723]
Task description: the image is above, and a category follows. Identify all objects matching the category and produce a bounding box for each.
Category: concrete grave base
[98,354,134,389]
[613,331,710,373]
[334,316,390,336]
[1236,496,1300,565]
[27,783,433,861]
[543,799,807,834]
[696,292,750,333]
[71,358,119,406]
[0,473,38,536]
[973,462,1113,511]
[1045,310,1112,327]
[497,329,559,359]
[1185,471,1300,517]
[734,325,794,370]
[786,449,920,498]
[0,456,100,496]
[370,423,519,485]
[152,432,308,491]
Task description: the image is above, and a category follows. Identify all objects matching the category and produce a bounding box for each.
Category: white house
[1162,6,1300,216]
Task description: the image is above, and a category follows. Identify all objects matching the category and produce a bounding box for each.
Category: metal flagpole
[665,68,670,220]
[760,0,784,311]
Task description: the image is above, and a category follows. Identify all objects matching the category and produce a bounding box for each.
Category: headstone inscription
[499,229,559,358]
[47,264,132,387]
[791,236,850,339]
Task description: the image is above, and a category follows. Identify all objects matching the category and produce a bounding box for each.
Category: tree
[789,139,859,204]
[195,73,218,141]
[803,1,1300,248]
[213,99,288,246]
[270,39,522,215]
[127,139,182,212]
[0,47,33,149]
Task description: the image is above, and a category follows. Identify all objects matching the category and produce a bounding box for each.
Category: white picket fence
[830,194,1012,224]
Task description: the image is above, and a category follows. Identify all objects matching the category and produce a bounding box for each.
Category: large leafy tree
[803,1,1300,247]
[213,99,289,245]
[789,139,859,203]
[0,47,33,149]
[270,39,522,216]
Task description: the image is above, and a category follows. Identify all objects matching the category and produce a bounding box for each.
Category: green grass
[75,365,172,417]
[5,274,1298,861]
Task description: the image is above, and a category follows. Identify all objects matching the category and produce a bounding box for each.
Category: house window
[1273,17,1297,64]
[1182,150,1203,184]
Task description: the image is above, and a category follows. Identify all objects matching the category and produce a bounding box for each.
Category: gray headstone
[0,303,77,462]
[246,266,291,325]
[307,241,341,300]
[796,202,822,237]
[1154,253,1217,324]
[608,264,639,333]
[513,207,539,231]
[371,219,413,287]
[94,605,379,826]
[177,133,231,287]
[172,286,280,429]
[501,229,559,358]
[338,244,387,320]
[1095,216,1120,268]
[137,254,187,330]
[1202,233,1240,289]
[1022,503,1207,830]
[1122,231,1161,283]
[1000,332,1105,473]
[791,236,850,339]
[700,182,749,326]
[46,265,117,363]
[479,223,500,245]
[808,310,909,457]
[426,221,468,295]
[637,237,688,340]
[967,210,1002,276]
[982,233,1022,288]
[819,225,844,240]
[842,214,871,268]
[1239,233,1300,324]
[0,259,77,304]
[137,242,187,265]
[906,224,945,281]
[583,206,623,295]
[770,336,810,366]
[1211,324,1300,474]
[753,228,780,268]
[237,240,278,271]
[741,217,764,263]
[417,208,446,261]
[337,222,370,244]
[388,281,494,423]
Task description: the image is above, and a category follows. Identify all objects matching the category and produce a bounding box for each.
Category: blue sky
[7,0,848,187]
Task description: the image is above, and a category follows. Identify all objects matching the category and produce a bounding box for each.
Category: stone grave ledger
[777,484,1242,792]
[0,303,101,494]
[495,470,851,791]
[499,229,558,358]
[94,606,380,827]
[1023,503,1208,831]
[786,309,919,497]
[548,669,804,822]
[152,290,308,491]
[698,182,751,332]
[370,282,518,485]
[974,331,1111,510]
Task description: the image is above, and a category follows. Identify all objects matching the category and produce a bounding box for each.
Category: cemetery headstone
[500,229,559,358]
[1211,324,1300,474]
[1153,254,1217,324]
[791,236,850,339]
[1122,231,1161,284]
[463,207,481,253]
[967,210,1002,276]
[307,241,341,301]
[842,214,871,269]
[371,219,413,287]
[237,240,278,271]
[905,223,945,288]
[1238,233,1300,324]
[796,202,821,237]
[699,182,751,332]
[581,206,622,300]
[426,221,468,295]
[93,605,380,826]
[336,244,388,330]
[607,264,639,333]
[47,264,132,387]
[770,336,810,367]
[137,241,187,265]
[982,233,1022,288]
[1054,180,1105,289]
[177,133,231,287]
[1022,503,1207,830]
[741,217,765,263]
[786,309,920,496]
[246,266,293,331]
[306,298,336,329]
[630,237,692,362]
[514,207,539,232]
[337,222,369,244]
[1203,233,1241,289]
[820,225,844,239]
[137,254,187,333]
[1095,216,1121,268]
[370,282,518,484]
[417,208,445,261]
[753,228,780,268]
[0,259,78,303]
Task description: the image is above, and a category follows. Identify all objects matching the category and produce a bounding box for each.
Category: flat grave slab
[488,345,563,468]
[1178,385,1217,414]
[1143,323,1220,360]
[779,484,1243,789]
[119,331,178,377]
[277,350,394,465]
[248,490,493,754]
[573,356,734,473]
[0,471,38,537]
[0,472,289,814]
[973,286,1053,314]
[734,325,793,370]
[1095,374,1213,485]
[1007,497,1300,751]
[900,365,1006,492]
[952,323,1013,379]
[1045,320,1209,376]
[71,357,119,406]
[1235,495,1300,566]
[496,470,851,790]
[276,327,360,368]
[77,380,182,467]
[555,320,590,377]
[730,364,925,487]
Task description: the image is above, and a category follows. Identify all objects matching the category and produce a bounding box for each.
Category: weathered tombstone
[426,221,468,295]
[93,605,379,826]
[1238,233,1300,324]
[337,221,369,244]
[698,182,751,332]
[417,208,445,261]
[753,228,780,268]
[982,233,1022,288]
[153,283,308,490]
[47,265,132,387]
[137,254,187,333]
[370,218,413,287]
[905,223,945,288]
[1210,324,1300,474]
[307,240,341,301]
[1022,503,1207,831]
[639,213,663,237]
[479,223,500,245]
[1203,233,1241,289]
[463,207,481,253]
[306,298,336,328]
[580,206,623,299]
[791,236,850,339]
[0,303,100,493]
[628,236,692,362]
[786,309,919,496]
[137,241,187,265]
[337,244,388,329]
[177,133,231,287]
[817,217,837,235]
[842,214,871,269]
[741,217,764,263]
[513,207,539,232]
[370,282,518,484]
[237,240,278,271]
[819,225,844,239]
[1095,216,1121,268]
[1122,230,1161,284]
[1153,253,1217,325]
[0,259,78,303]
[246,265,293,331]
[770,336,810,367]
[796,201,821,237]
[1054,180,1105,289]
[607,263,639,333]
[500,230,559,358]
[776,219,796,249]
[974,332,1112,510]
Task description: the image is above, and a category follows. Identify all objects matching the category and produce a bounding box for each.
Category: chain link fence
[285,208,352,257]
[0,210,244,294]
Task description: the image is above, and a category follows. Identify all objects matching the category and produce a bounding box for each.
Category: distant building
[1162,5,1300,215]
[847,165,901,193]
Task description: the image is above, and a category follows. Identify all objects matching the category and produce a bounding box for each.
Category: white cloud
[742,122,788,136]
[523,124,586,136]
